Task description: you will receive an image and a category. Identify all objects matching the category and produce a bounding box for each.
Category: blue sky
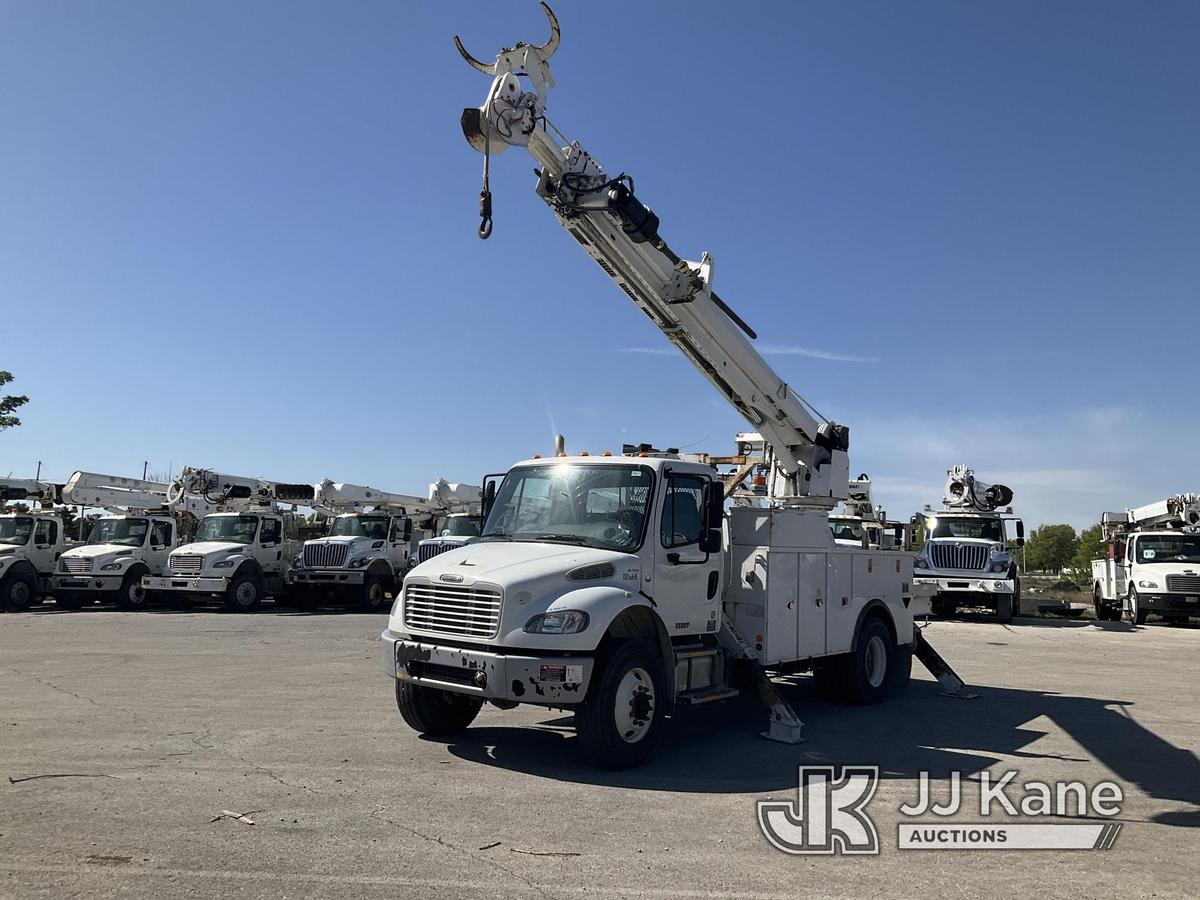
[1,1,1196,529]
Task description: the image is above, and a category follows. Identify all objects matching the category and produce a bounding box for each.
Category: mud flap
[914,628,979,699]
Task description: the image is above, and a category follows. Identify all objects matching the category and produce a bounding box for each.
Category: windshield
[1136,534,1200,564]
[830,520,865,543]
[196,515,258,545]
[330,515,390,540]
[928,516,1003,542]
[441,516,482,538]
[482,464,653,551]
[87,518,149,547]
[0,516,34,546]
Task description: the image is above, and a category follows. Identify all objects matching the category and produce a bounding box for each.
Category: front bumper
[914,575,1014,595]
[380,629,594,705]
[291,569,366,587]
[1137,592,1200,613]
[52,574,122,593]
[143,575,231,594]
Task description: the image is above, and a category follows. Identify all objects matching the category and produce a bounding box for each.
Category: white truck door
[145,519,174,574]
[390,516,412,573]
[32,518,60,572]
[1115,538,1131,598]
[258,516,283,574]
[651,472,720,637]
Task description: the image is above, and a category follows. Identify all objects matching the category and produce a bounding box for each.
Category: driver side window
[661,476,704,549]
[260,519,281,545]
[35,519,57,546]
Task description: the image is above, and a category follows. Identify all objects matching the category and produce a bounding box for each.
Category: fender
[123,562,149,583]
[850,598,899,650]
[233,559,264,583]
[498,585,658,654]
[1,558,39,584]
[366,558,394,579]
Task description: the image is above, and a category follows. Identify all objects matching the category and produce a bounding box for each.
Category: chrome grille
[403,583,502,639]
[304,543,349,568]
[61,556,93,574]
[929,543,990,572]
[418,541,456,564]
[1166,575,1200,593]
[169,554,203,576]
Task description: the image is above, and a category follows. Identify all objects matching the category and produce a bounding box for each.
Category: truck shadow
[435,677,1200,825]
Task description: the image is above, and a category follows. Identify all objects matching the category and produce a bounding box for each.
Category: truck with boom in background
[52,471,215,610]
[0,477,67,611]
[378,4,972,769]
[913,465,1025,622]
[143,467,315,611]
[1092,494,1200,625]
[829,474,904,550]
[290,478,481,612]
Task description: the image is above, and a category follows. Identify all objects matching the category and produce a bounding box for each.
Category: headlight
[99,562,125,571]
[524,610,589,634]
[989,561,1010,574]
[347,557,369,569]
[914,555,930,570]
[292,554,303,568]
[213,559,236,569]
[1137,579,1159,590]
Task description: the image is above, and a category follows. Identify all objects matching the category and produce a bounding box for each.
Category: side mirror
[400,519,413,541]
[1014,519,1025,547]
[482,478,498,521]
[699,482,724,554]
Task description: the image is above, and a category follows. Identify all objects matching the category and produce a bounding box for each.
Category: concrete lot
[2,607,1198,899]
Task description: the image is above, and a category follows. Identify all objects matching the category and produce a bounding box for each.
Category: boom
[0,478,61,505]
[454,4,848,504]
[62,471,171,513]
[166,467,316,511]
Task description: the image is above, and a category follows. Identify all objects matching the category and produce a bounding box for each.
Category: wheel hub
[614,666,655,744]
[864,635,887,688]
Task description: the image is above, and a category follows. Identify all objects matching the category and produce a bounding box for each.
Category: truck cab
[913,509,1023,621]
[0,512,67,610]
[1093,531,1200,624]
[144,510,299,611]
[53,514,178,610]
[290,511,416,611]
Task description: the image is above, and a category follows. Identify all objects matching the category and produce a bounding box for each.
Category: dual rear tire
[813,617,910,705]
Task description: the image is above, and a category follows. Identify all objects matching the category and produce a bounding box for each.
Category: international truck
[1092,494,1200,625]
[378,4,971,769]
[913,465,1025,622]
[0,478,67,611]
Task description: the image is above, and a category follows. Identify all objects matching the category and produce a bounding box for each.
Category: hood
[408,540,637,591]
[64,544,138,561]
[309,535,378,548]
[174,541,248,557]
[927,537,1003,550]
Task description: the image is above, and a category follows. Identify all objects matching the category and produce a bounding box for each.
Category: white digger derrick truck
[290,479,481,612]
[378,4,972,769]
[1092,494,1200,625]
[913,465,1025,622]
[52,471,215,610]
[143,467,315,611]
[413,480,485,564]
[0,478,67,611]
[830,474,904,550]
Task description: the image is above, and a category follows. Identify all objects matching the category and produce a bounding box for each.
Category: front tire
[575,640,668,769]
[225,572,263,612]
[394,681,482,735]
[931,596,956,618]
[2,572,36,611]
[997,592,1014,624]
[1128,588,1148,626]
[115,571,150,610]
[359,574,389,613]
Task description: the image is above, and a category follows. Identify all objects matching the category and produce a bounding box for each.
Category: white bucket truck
[913,465,1025,622]
[830,474,904,550]
[379,5,972,769]
[0,478,67,611]
[52,471,214,610]
[1091,494,1200,625]
[290,479,480,612]
[413,481,484,565]
[143,467,314,611]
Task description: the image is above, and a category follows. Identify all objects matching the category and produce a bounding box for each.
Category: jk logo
[757,766,880,855]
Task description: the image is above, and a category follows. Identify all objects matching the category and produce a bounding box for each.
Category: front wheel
[931,596,956,618]
[575,640,668,769]
[359,574,390,613]
[996,592,1014,624]
[115,572,149,610]
[225,572,263,612]
[2,572,36,611]
[395,681,482,735]
[1128,588,1148,626]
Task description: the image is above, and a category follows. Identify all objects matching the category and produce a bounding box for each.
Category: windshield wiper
[524,533,591,547]
[479,532,513,542]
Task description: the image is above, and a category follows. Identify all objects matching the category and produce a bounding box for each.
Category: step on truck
[379,4,973,769]
[912,465,1025,622]
[52,471,214,610]
[289,479,481,612]
[142,468,314,611]
[1092,494,1200,625]
[0,478,68,611]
